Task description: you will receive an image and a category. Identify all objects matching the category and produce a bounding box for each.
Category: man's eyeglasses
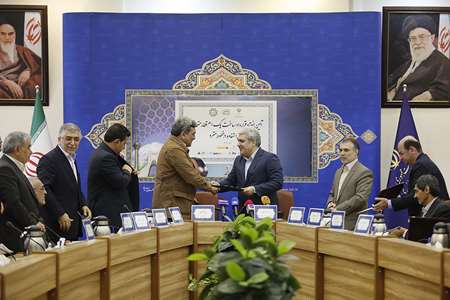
[408,34,432,43]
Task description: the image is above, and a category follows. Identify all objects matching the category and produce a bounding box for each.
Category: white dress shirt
[58,145,78,182]
[244,148,259,181]
[337,159,358,199]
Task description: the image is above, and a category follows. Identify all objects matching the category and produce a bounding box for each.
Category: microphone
[261,196,271,205]
[123,204,132,213]
[218,199,229,222]
[6,221,25,238]
[29,212,62,243]
[6,221,46,252]
[240,199,254,217]
[231,197,239,218]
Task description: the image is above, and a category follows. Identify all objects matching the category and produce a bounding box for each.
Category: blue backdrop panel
[63,13,381,214]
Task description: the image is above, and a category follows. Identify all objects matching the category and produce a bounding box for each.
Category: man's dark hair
[416,174,440,197]
[171,117,197,136]
[403,139,422,153]
[104,124,130,142]
[341,137,360,152]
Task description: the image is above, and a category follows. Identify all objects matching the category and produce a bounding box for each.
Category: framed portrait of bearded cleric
[0,5,48,106]
[382,7,450,108]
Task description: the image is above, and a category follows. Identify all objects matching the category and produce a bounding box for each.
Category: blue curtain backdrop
[63,13,381,214]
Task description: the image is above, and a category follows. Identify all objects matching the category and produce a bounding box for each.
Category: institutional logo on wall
[86,54,377,181]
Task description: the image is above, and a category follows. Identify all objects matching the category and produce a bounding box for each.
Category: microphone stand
[29,212,61,246]
[6,222,46,255]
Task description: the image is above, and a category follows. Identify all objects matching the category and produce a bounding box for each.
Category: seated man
[389,174,450,238]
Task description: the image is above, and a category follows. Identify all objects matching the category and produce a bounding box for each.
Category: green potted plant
[188,214,300,300]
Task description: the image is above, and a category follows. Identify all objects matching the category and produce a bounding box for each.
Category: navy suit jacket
[392,153,449,217]
[0,155,40,252]
[37,146,87,240]
[220,148,283,207]
[87,143,139,228]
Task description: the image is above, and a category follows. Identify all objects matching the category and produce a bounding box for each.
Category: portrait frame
[382,7,450,108]
[0,5,49,106]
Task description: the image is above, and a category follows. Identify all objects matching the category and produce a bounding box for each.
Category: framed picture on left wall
[0,5,48,106]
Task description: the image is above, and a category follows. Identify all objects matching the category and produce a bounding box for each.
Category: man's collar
[4,154,25,171]
[244,147,259,161]
[170,135,188,152]
[58,145,76,160]
[343,158,358,170]
[422,197,438,212]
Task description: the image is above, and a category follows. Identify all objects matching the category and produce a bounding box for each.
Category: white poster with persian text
[175,101,277,164]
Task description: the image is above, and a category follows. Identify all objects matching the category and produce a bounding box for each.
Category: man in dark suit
[374,137,449,217]
[388,174,450,238]
[0,131,44,252]
[326,137,374,230]
[414,175,450,218]
[37,123,92,241]
[216,128,283,207]
[87,124,139,229]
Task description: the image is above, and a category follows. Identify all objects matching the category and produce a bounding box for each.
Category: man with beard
[387,15,449,101]
[0,21,41,99]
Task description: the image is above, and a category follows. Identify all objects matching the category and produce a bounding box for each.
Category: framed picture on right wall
[382,7,450,108]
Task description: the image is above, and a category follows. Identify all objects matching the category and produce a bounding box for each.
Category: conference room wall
[0,0,449,193]
[0,0,122,143]
[352,0,450,188]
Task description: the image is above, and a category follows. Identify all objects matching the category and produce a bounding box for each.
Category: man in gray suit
[326,137,374,230]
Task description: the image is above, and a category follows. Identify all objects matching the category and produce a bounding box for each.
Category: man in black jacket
[37,123,91,241]
[0,131,44,252]
[374,136,449,216]
[414,175,450,218]
[87,124,139,229]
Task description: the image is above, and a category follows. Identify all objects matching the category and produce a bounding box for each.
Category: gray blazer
[326,161,374,230]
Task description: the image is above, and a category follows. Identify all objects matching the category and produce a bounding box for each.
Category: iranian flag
[25,86,52,177]
[24,12,42,57]
[438,14,450,58]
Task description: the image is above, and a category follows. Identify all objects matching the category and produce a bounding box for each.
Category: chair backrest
[195,191,219,206]
[277,189,294,219]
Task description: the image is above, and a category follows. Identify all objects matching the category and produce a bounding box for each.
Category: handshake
[209,181,256,196]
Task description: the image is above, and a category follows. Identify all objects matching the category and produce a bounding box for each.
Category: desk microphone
[6,221,25,238]
[6,221,46,252]
[218,199,228,221]
[123,204,132,213]
[261,196,271,205]
[231,197,239,218]
[29,212,62,242]
[240,199,254,217]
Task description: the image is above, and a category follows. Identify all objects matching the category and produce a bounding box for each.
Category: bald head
[397,135,418,148]
[28,177,47,206]
[398,136,421,165]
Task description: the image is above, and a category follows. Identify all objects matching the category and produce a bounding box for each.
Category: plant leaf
[230,239,247,257]
[225,261,246,281]
[187,253,209,261]
[277,240,296,256]
[240,226,259,242]
[216,278,245,294]
[247,272,269,284]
